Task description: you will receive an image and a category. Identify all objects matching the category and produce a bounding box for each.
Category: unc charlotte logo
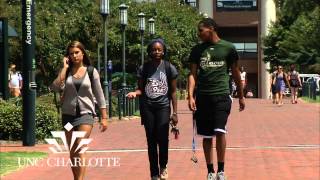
[45,123,92,154]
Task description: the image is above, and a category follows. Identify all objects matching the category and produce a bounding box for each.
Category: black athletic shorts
[195,94,232,137]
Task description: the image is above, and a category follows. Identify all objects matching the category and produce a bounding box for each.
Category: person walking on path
[273,65,290,106]
[127,39,178,180]
[240,66,247,95]
[188,18,245,180]
[270,65,278,103]
[8,64,23,97]
[287,64,302,104]
[51,41,108,180]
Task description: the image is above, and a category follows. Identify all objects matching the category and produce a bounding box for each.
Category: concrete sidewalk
[1,98,319,180]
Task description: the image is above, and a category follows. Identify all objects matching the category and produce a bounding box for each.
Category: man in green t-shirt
[188,18,245,180]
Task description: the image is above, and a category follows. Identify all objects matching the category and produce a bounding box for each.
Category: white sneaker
[216,172,226,180]
[160,167,168,179]
[207,172,216,180]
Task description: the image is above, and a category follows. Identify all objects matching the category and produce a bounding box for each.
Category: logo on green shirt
[200,51,225,70]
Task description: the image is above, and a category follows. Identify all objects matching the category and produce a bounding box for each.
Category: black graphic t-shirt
[138,60,178,107]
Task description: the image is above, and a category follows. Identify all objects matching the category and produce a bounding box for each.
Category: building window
[233,42,257,52]
[217,0,257,11]
[184,0,197,7]
[234,42,257,59]
[244,43,257,53]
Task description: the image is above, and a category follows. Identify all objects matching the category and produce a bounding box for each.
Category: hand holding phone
[63,56,69,69]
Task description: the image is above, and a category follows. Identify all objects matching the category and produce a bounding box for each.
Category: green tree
[281,7,320,73]
[1,0,201,92]
[263,0,320,73]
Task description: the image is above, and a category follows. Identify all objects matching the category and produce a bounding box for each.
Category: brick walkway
[1,98,319,180]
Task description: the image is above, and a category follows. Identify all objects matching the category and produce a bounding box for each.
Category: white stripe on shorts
[214,128,227,133]
[229,95,233,103]
[196,128,228,138]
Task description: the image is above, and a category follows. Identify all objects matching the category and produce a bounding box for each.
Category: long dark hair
[65,41,91,66]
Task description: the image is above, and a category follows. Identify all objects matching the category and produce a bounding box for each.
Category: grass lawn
[0,151,47,176]
[301,96,320,103]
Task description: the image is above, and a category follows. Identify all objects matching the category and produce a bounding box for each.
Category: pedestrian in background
[270,65,278,103]
[240,66,247,95]
[273,65,290,106]
[8,64,23,97]
[288,64,302,104]
[127,39,178,180]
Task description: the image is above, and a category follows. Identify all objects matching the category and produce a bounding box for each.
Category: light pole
[0,18,9,100]
[148,17,155,38]
[119,3,128,117]
[138,13,145,65]
[97,43,102,73]
[107,60,112,117]
[100,0,110,117]
[119,4,128,88]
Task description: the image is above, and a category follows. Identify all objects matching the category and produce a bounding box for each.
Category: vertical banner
[0,18,9,100]
[107,60,112,118]
[22,0,36,146]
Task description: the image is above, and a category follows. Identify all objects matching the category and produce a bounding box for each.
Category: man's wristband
[172,112,177,115]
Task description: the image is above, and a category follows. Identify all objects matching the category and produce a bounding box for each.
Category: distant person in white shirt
[8,64,23,97]
[240,66,247,95]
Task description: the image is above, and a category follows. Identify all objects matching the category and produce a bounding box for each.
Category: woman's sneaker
[216,172,226,180]
[207,172,216,180]
[160,167,168,180]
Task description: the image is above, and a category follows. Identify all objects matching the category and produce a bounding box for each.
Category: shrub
[111,72,137,90]
[0,99,22,140]
[111,95,118,117]
[0,96,61,141]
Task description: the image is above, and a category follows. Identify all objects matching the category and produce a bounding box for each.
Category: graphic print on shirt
[200,48,225,70]
[145,72,168,99]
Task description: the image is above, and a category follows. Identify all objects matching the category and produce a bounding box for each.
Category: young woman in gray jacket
[51,41,108,180]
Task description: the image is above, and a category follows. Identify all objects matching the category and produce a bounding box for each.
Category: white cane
[191,111,198,163]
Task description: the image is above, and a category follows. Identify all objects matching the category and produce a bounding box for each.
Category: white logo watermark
[18,123,120,168]
[45,122,92,154]
[18,157,120,168]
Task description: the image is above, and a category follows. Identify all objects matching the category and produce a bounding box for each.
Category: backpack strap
[17,72,22,79]
[164,60,172,82]
[87,65,94,90]
[164,60,172,100]
[141,61,150,92]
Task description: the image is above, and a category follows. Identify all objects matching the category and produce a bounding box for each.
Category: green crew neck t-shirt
[189,40,239,95]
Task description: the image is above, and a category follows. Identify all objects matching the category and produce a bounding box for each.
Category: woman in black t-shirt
[127,39,178,180]
[288,64,302,104]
